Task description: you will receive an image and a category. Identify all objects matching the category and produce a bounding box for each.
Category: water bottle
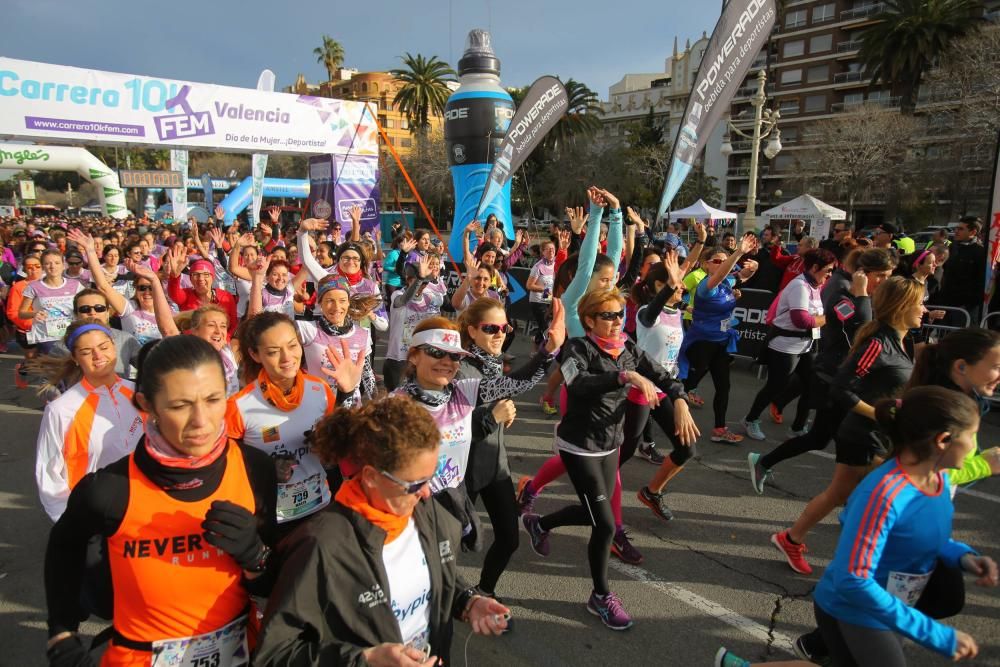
[445,29,515,262]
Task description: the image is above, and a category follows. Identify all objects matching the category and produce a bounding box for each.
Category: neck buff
[143,419,228,476]
[588,331,627,359]
[542,258,554,266]
[399,379,453,407]
[336,264,364,285]
[258,368,304,412]
[335,476,410,543]
[317,316,354,337]
[468,344,502,379]
[264,283,286,297]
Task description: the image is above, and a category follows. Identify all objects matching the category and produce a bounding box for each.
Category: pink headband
[912,250,931,270]
[189,259,216,277]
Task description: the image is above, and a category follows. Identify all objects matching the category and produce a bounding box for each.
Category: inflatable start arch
[0,143,128,218]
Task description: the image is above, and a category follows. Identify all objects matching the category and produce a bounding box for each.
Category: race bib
[276,473,325,522]
[886,570,931,607]
[560,358,580,385]
[44,316,72,341]
[720,319,731,333]
[151,616,248,667]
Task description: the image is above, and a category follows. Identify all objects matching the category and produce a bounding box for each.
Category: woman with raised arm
[451,255,501,314]
[227,232,261,318]
[383,254,446,391]
[43,335,277,667]
[18,248,85,352]
[164,243,238,336]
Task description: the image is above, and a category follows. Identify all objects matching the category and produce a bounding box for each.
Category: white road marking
[609,560,796,655]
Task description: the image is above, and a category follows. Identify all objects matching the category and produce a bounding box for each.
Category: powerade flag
[474,76,568,221]
[169,149,189,222]
[656,0,777,222]
[985,140,1000,307]
[249,69,276,228]
[446,29,515,262]
[201,172,214,216]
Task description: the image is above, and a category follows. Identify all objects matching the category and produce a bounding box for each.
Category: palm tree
[858,0,982,113]
[313,35,345,82]
[391,53,456,133]
[546,79,602,151]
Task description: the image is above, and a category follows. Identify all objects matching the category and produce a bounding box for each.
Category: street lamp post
[720,69,782,232]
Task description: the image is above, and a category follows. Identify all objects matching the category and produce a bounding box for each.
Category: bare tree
[925,24,1000,146]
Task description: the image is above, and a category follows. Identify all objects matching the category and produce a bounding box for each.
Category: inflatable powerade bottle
[445,29,515,261]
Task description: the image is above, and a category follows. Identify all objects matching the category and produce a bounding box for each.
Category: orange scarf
[335,477,410,544]
[258,369,304,412]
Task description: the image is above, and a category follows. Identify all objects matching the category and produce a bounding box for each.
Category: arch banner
[0,57,377,156]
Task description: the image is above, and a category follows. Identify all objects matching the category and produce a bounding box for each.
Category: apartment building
[598,34,728,203]
[724,0,1000,228]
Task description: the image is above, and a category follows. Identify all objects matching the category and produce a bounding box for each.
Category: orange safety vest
[104,442,255,666]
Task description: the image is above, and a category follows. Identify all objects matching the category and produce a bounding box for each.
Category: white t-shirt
[384,519,432,652]
[770,274,823,355]
[386,286,444,361]
[120,301,162,345]
[528,260,555,304]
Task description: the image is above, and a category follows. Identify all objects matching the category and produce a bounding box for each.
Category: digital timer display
[119,170,183,188]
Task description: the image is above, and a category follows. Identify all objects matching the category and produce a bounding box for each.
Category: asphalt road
[1,340,999,667]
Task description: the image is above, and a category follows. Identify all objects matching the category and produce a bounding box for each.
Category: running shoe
[741,419,766,441]
[515,477,538,516]
[637,486,674,522]
[788,423,812,438]
[540,396,558,415]
[522,513,550,557]
[714,647,750,667]
[685,390,705,408]
[637,442,665,465]
[710,427,744,444]
[747,452,771,495]
[769,403,783,424]
[611,527,643,565]
[793,629,828,662]
[586,590,633,631]
[14,363,28,389]
[771,530,813,575]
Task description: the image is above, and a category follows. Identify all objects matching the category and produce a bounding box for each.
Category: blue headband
[66,323,112,350]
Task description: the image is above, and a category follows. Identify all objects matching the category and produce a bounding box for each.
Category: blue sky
[7,0,722,99]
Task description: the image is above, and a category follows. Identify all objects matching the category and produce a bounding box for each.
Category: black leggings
[538,450,618,595]
[621,400,692,467]
[746,349,813,430]
[530,302,550,344]
[683,340,732,429]
[468,476,520,596]
[759,376,845,470]
[812,561,965,666]
[382,358,405,391]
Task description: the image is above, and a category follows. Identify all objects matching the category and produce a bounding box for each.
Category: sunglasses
[135,284,153,292]
[77,304,109,314]
[707,258,725,265]
[340,255,362,263]
[419,345,464,362]
[595,310,625,321]
[380,469,433,494]
[67,261,83,267]
[479,323,513,335]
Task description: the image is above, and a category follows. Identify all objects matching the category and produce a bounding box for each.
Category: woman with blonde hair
[770,276,926,576]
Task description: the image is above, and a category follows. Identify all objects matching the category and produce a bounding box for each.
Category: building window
[389,137,396,145]
[371,83,379,94]
[361,83,368,93]
[844,92,865,106]
[781,69,803,85]
[809,34,833,53]
[782,126,798,143]
[812,3,836,22]
[783,40,805,58]
[773,154,795,171]
[384,118,394,129]
[779,99,800,115]
[868,89,890,102]
[785,9,807,28]
[807,65,829,83]
[401,118,409,130]
[401,138,412,148]
[805,94,827,112]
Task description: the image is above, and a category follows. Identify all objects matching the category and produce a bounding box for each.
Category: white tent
[668,199,738,222]
[761,194,846,241]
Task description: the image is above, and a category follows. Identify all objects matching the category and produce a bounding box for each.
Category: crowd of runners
[1,193,997,666]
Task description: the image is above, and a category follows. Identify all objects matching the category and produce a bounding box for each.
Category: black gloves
[47,635,95,667]
[201,500,266,571]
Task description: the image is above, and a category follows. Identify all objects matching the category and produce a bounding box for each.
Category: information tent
[761,194,846,243]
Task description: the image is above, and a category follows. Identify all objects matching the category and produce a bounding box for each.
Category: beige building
[599,34,729,206]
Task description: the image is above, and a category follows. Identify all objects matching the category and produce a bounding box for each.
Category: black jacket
[939,240,986,309]
[816,268,872,376]
[254,498,470,666]
[556,336,684,453]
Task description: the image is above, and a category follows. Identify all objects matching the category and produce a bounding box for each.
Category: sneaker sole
[710,435,744,444]
[747,453,765,495]
[637,490,674,522]
[770,533,813,575]
[792,638,814,661]
[586,604,634,631]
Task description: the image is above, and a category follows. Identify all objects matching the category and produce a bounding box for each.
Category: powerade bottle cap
[458,29,500,76]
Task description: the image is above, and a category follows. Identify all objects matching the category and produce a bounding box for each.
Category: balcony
[841,3,886,21]
[727,166,770,178]
[834,71,866,84]
[837,40,863,53]
[830,96,901,113]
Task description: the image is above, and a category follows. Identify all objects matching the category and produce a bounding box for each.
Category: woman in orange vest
[255,395,509,666]
[44,335,277,667]
[35,321,143,522]
[226,311,364,532]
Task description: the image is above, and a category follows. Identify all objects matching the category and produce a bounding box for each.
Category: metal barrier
[919,304,971,342]
[981,311,1000,330]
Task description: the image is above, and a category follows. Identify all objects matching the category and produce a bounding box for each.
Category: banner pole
[372,117,461,274]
